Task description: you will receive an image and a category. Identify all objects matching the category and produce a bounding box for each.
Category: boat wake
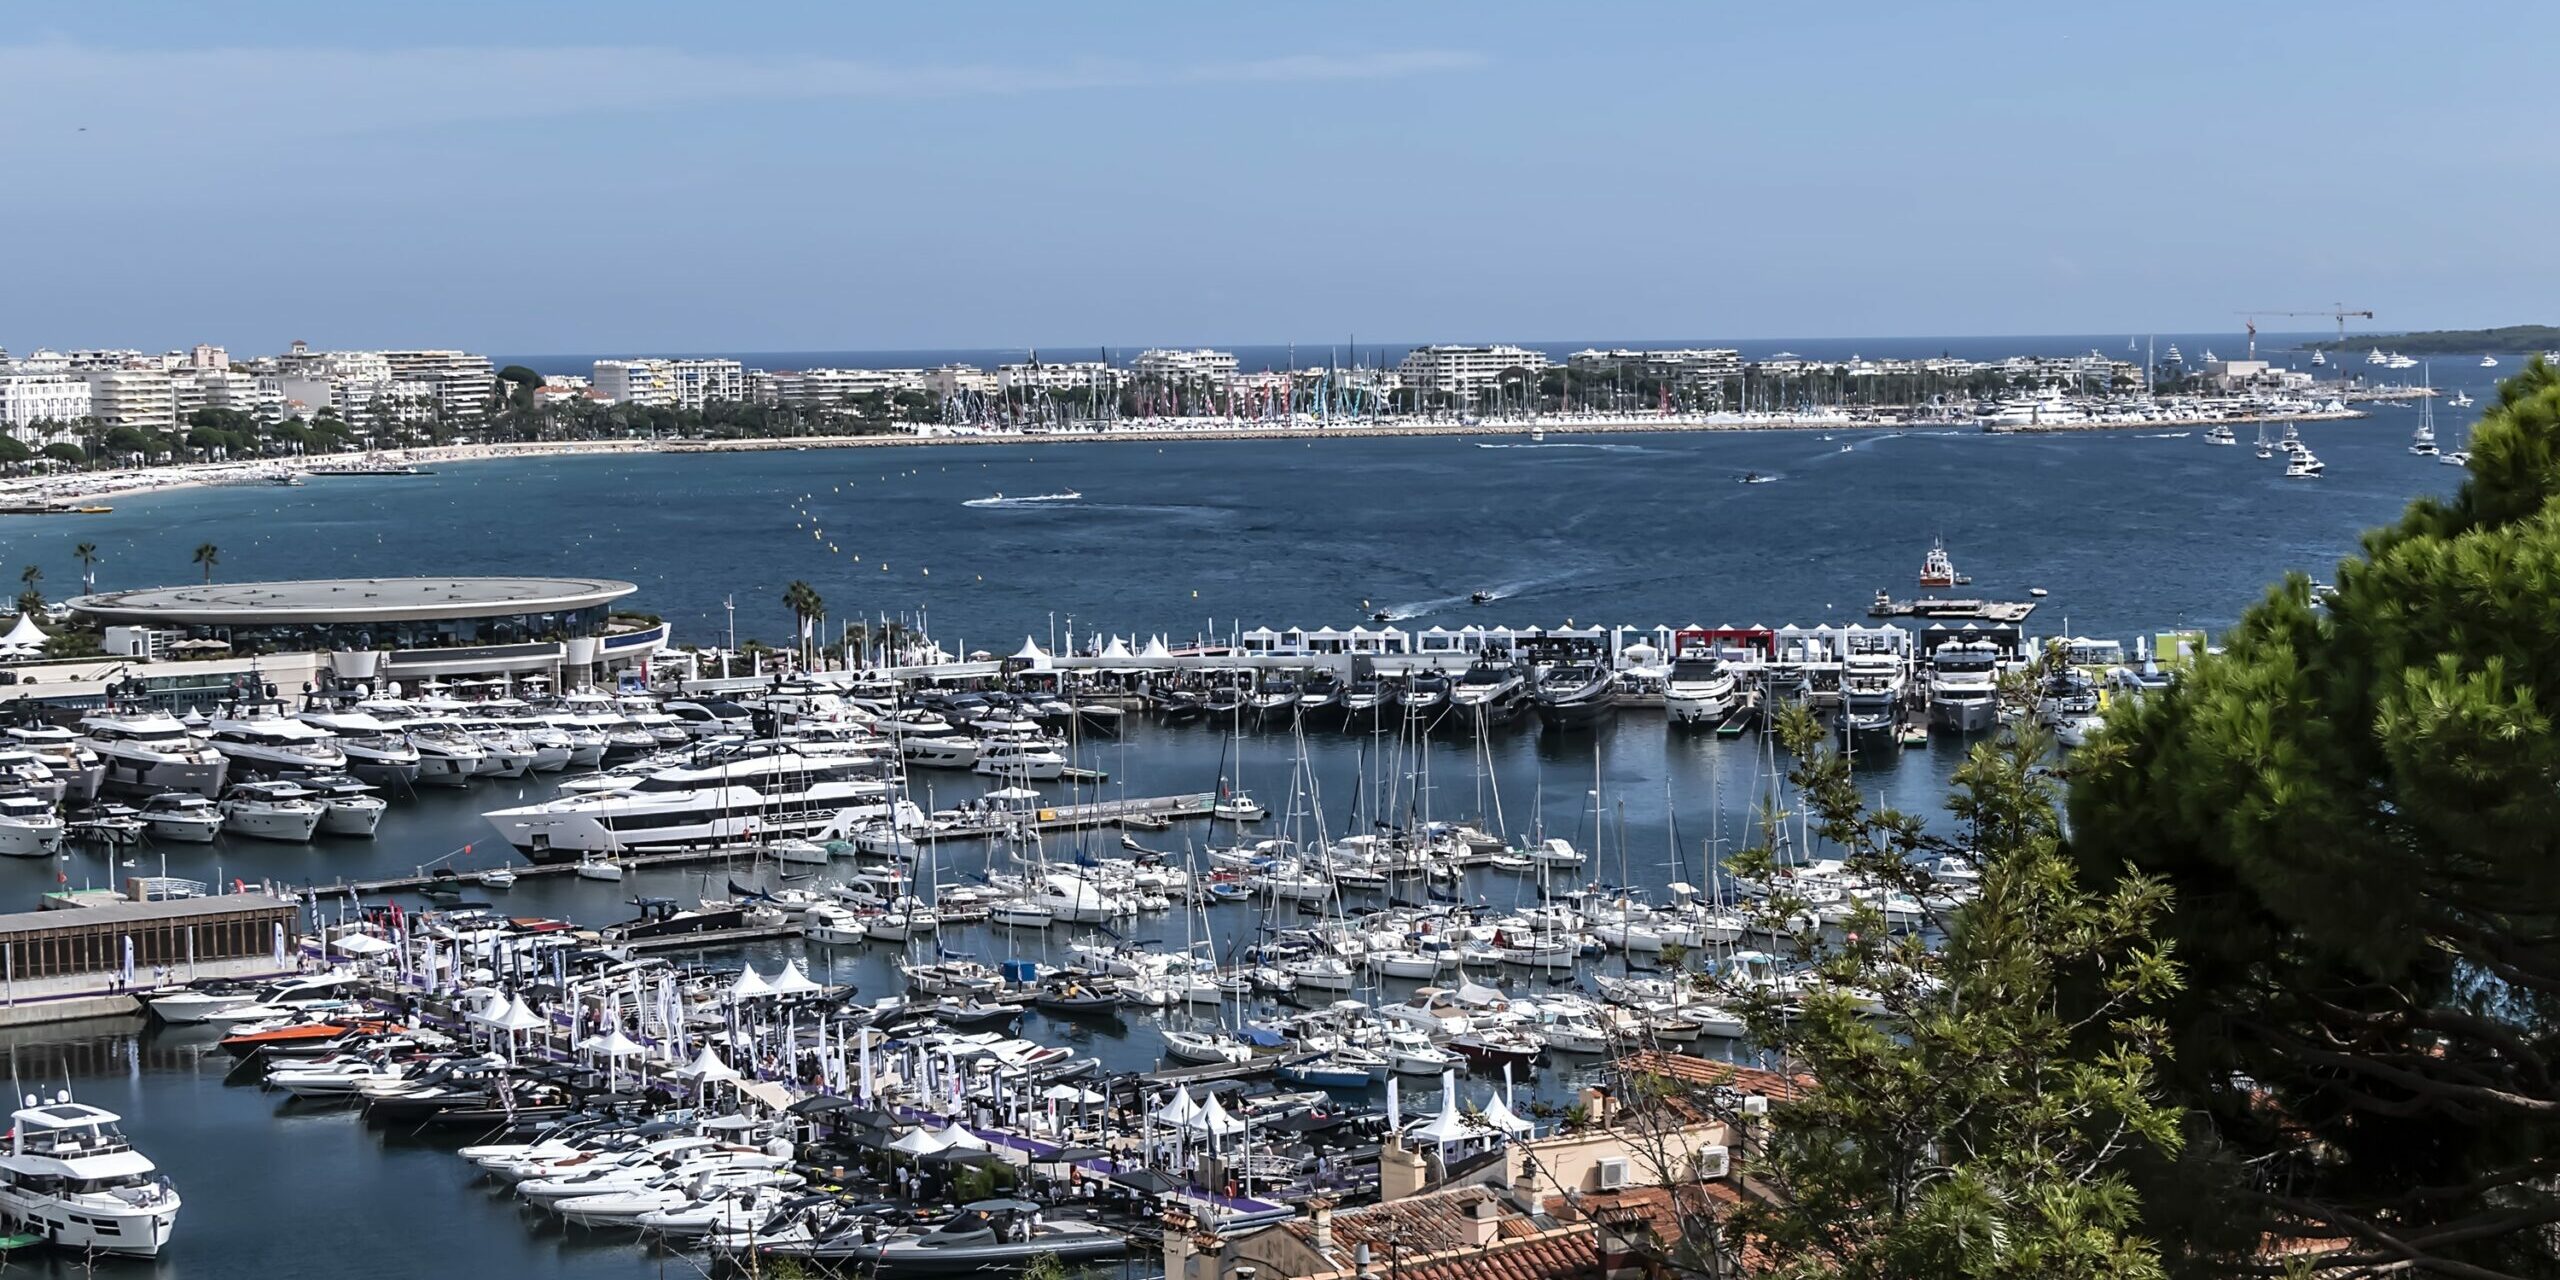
[2147,432,2191,439]
[1375,572,1573,620]
[962,490,1084,508]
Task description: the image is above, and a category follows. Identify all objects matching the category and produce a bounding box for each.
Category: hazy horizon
[8,3,2553,353]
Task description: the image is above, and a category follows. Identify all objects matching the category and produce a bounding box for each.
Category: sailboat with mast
[2409,365,2440,457]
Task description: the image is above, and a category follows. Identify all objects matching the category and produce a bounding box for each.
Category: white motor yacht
[303,775,388,837]
[357,701,485,786]
[0,749,65,806]
[1662,643,1739,726]
[2285,448,2326,479]
[6,726,104,804]
[135,792,223,842]
[204,704,348,778]
[1925,638,2003,734]
[221,780,326,842]
[291,706,421,786]
[0,791,64,858]
[0,1093,180,1256]
[971,739,1066,781]
[482,747,894,861]
[452,718,536,778]
[79,710,228,797]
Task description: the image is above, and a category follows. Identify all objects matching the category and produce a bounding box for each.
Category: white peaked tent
[1187,1092,1245,1141]
[936,1125,990,1151]
[1098,636,1133,659]
[491,995,548,1033]
[0,613,46,653]
[1478,1090,1535,1136]
[1153,1087,1199,1126]
[1407,1072,1475,1152]
[728,965,774,1001]
[889,1125,953,1156]
[591,1027,646,1058]
[1011,637,1051,670]
[677,1045,741,1081]
[768,960,824,997]
[1139,635,1172,660]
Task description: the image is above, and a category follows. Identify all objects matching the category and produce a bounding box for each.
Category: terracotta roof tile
[1617,1049,1812,1101]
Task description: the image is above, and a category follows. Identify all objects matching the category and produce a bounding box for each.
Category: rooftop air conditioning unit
[1595,1158,1631,1191]
[1695,1145,1730,1180]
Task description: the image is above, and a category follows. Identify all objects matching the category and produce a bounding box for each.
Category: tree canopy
[2067,356,2560,1276]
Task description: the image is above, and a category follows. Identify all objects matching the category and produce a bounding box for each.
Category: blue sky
[5,2,2552,354]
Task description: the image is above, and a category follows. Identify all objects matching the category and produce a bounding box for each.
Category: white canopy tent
[768,960,824,997]
[728,965,775,1001]
[674,1045,741,1082]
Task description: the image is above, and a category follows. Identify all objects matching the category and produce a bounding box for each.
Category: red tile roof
[1617,1049,1812,1102]
[1386,1232,1600,1280]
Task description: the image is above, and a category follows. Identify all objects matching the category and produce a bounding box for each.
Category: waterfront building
[81,366,179,431]
[923,364,998,397]
[69,575,667,689]
[0,371,91,433]
[997,360,1117,395]
[592,357,747,410]
[1394,344,1550,395]
[379,350,497,420]
[765,367,921,408]
[1132,348,1240,381]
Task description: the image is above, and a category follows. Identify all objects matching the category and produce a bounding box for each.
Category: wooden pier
[914,792,1219,845]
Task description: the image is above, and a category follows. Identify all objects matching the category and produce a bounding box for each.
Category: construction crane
[2238,306,2375,359]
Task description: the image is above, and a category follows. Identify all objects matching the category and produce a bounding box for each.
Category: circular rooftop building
[70,577,634,627]
[69,576,659,681]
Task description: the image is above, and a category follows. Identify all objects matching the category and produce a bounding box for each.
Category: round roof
[69,577,635,626]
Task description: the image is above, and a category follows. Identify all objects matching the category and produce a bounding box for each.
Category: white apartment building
[996,360,1117,394]
[0,372,90,433]
[1394,344,1550,395]
[380,350,497,419]
[82,367,179,430]
[923,364,998,397]
[766,367,919,407]
[1132,348,1239,381]
[592,358,747,410]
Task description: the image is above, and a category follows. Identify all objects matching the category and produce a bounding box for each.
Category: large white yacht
[1838,651,1908,741]
[0,749,65,805]
[483,745,896,861]
[0,791,64,858]
[4,726,103,804]
[0,1093,181,1256]
[222,779,326,842]
[204,704,348,778]
[78,710,228,797]
[294,705,422,786]
[1662,644,1740,726]
[1925,638,2003,733]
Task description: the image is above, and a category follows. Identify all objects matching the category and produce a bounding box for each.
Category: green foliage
[39,442,83,466]
[191,542,219,583]
[1018,1252,1070,1280]
[2307,324,2560,356]
[1715,706,2183,1280]
[41,629,102,659]
[2066,355,2560,1277]
[0,436,28,465]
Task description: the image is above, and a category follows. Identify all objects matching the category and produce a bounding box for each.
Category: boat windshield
[1668,658,1723,681]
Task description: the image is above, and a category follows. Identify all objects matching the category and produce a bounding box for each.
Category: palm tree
[16,564,39,614]
[72,542,97,594]
[781,580,823,669]
[192,542,219,584]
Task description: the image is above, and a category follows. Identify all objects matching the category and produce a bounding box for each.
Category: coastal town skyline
[9,3,2552,352]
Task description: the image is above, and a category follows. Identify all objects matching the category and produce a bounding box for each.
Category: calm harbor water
[0,399,2480,1274]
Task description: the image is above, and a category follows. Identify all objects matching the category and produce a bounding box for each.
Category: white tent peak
[728,965,774,1000]
[768,960,823,996]
[0,613,46,649]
